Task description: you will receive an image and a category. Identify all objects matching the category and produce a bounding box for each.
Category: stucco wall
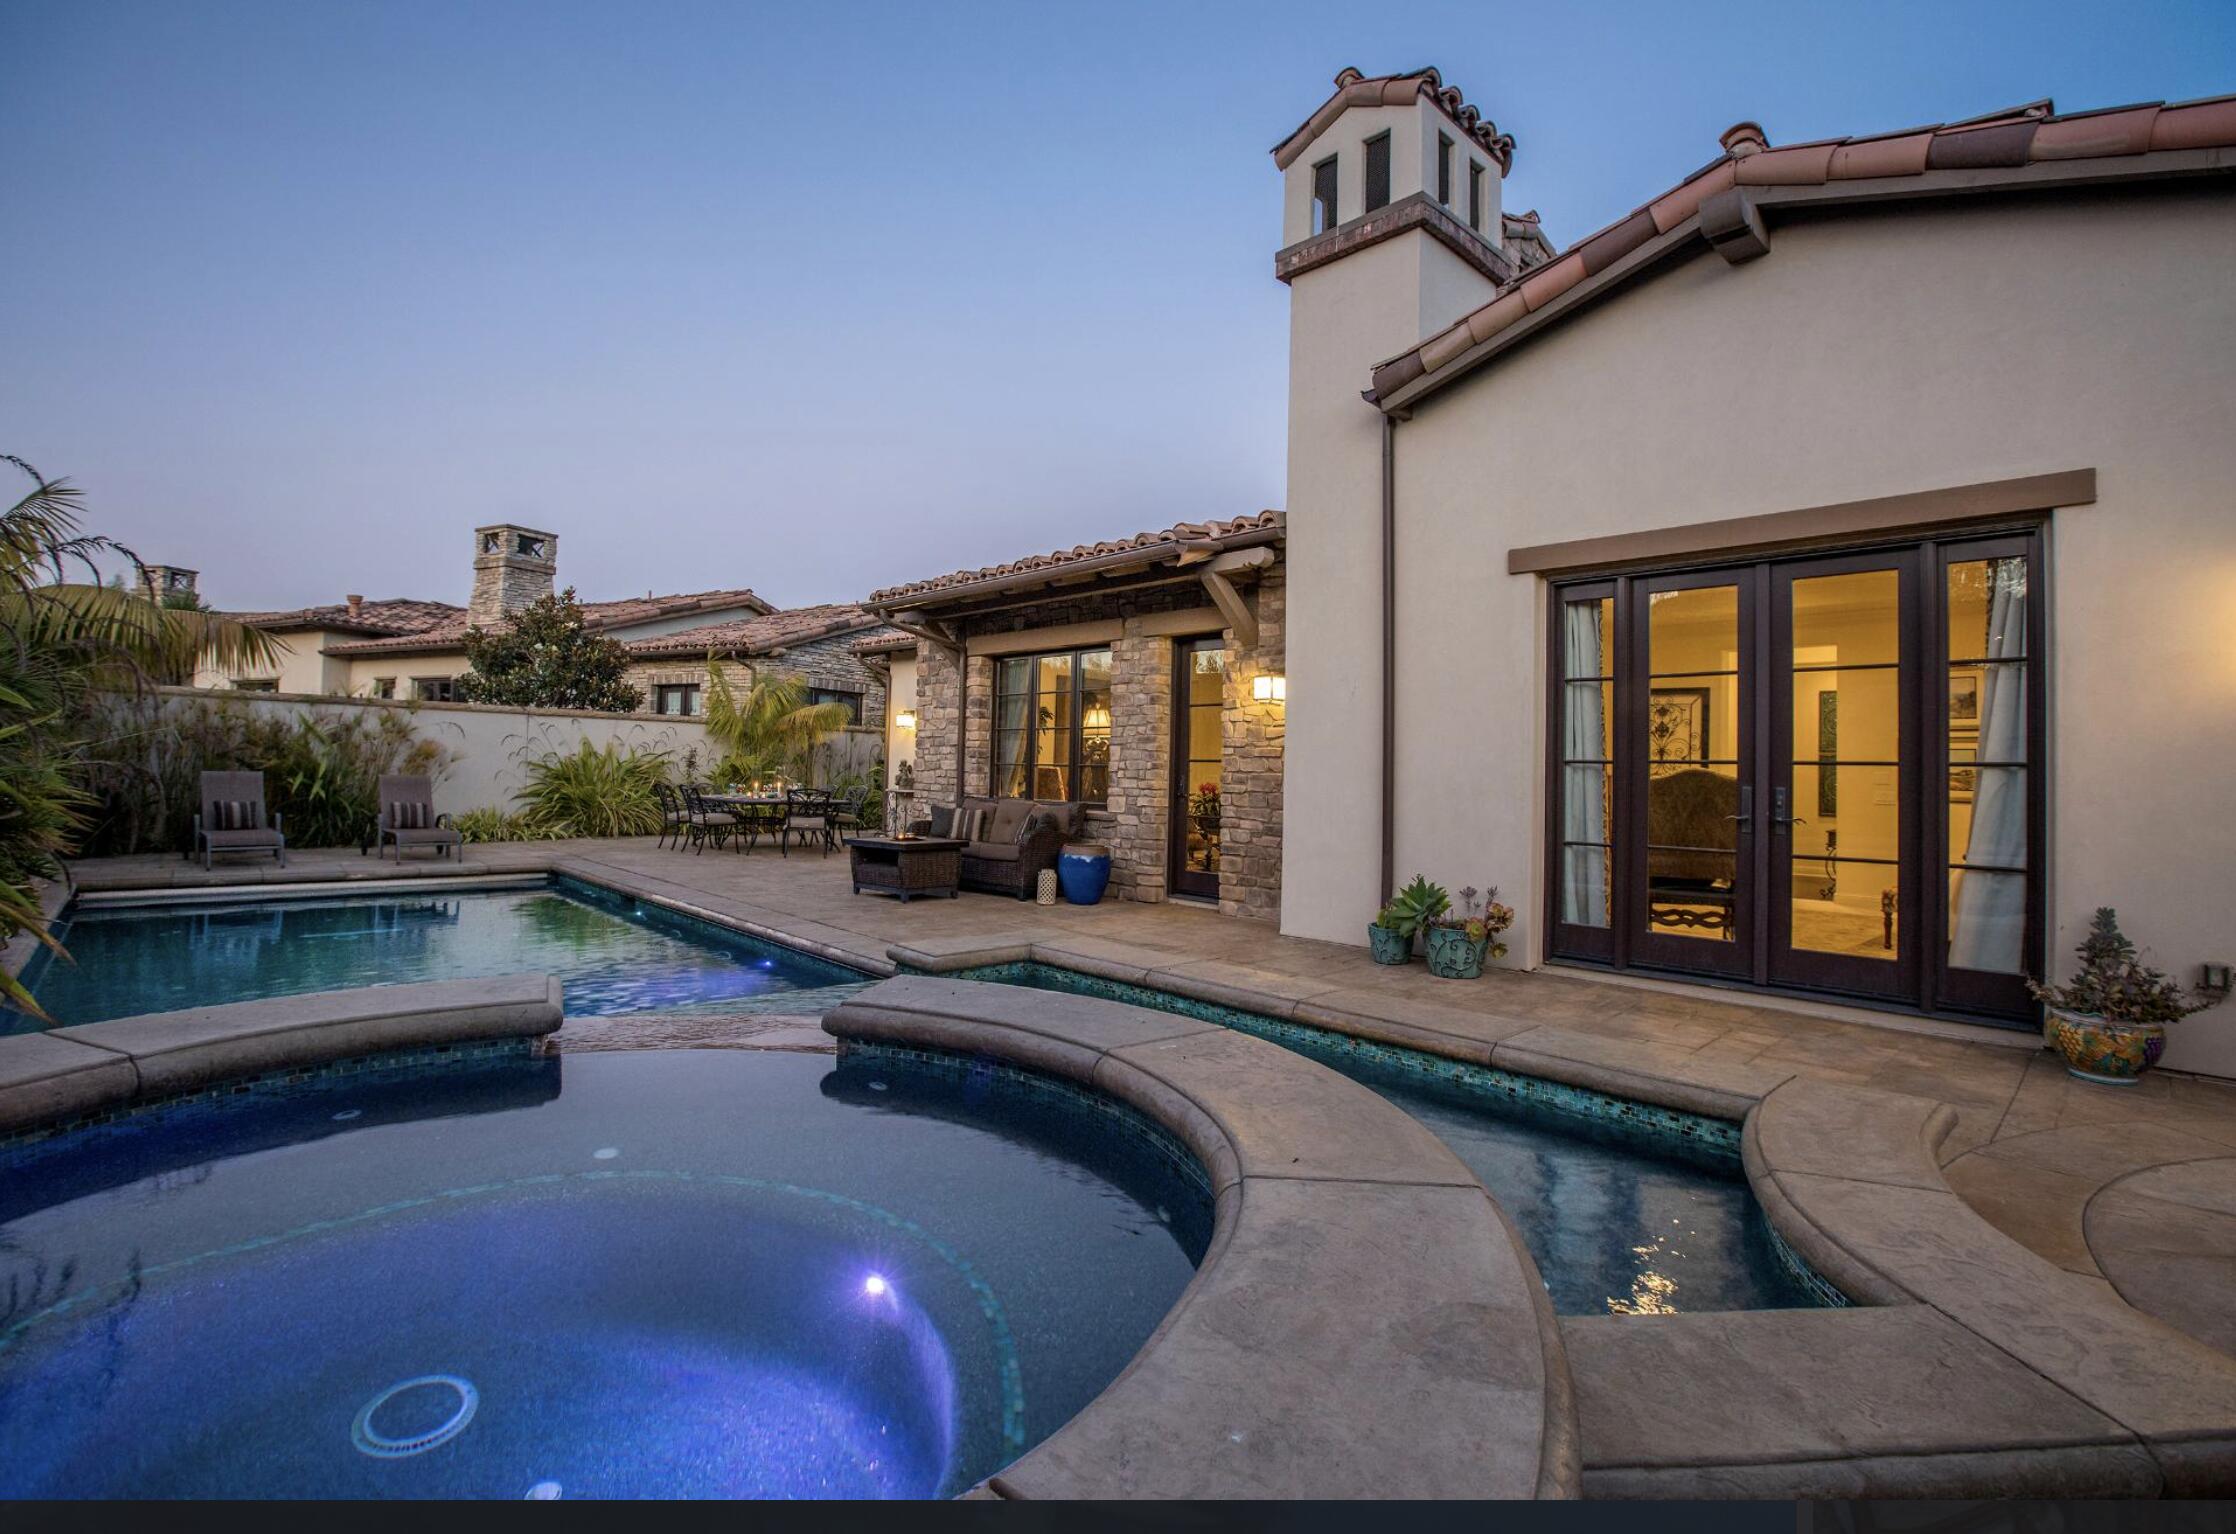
[1310,185,2236,1071]
[143,686,712,820]
[194,630,350,695]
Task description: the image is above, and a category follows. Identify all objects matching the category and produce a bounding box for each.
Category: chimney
[468,524,558,628]
[346,594,364,619]
[140,565,199,606]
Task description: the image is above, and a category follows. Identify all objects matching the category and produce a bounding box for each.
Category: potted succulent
[1425,885,1516,980]
[2029,907,2208,1085]
[1369,875,1448,965]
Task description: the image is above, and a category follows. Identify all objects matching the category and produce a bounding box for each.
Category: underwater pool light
[863,1273,889,1297]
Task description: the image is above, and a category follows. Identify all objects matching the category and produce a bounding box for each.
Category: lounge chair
[191,770,288,870]
[376,774,463,862]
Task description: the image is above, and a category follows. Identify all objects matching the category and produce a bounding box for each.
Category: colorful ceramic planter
[1367,925,1411,965]
[2045,1006,2167,1086]
[1057,842,1113,905]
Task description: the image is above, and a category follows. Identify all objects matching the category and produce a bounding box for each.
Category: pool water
[0,1048,1209,1499]
[983,965,1823,1316]
[8,880,862,1031]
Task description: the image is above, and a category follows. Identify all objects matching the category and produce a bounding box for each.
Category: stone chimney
[140,565,198,606]
[1719,121,1770,158]
[468,524,558,628]
[346,593,365,619]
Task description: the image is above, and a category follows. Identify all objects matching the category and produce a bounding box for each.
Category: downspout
[1381,410,1398,905]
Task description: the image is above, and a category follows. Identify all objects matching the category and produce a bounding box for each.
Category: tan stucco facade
[1280,181,2236,1072]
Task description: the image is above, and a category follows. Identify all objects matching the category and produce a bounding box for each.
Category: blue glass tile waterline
[8,878,863,1031]
[0,1048,1209,1499]
[944,961,1839,1316]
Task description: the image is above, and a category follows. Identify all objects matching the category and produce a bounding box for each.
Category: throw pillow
[927,802,956,838]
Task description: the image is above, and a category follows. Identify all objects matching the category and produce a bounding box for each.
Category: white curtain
[1562,601,1609,926]
[1949,559,2027,972]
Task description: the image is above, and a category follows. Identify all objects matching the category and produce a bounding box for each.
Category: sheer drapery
[1950,558,2027,972]
[1562,601,1609,926]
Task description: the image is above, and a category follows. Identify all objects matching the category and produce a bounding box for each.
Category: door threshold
[1539,962,2041,1052]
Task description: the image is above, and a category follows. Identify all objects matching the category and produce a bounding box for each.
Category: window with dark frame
[1311,155,1339,233]
[806,686,862,724]
[992,648,1112,805]
[412,676,457,703]
[1363,132,1390,213]
[1468,162,1484,231]
[371,677,396,699]
[1437,133,1454,204]
[654,683,701,717]
[233,678,278,693]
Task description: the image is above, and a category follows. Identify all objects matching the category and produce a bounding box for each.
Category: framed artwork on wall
[1949,670,1983,727]
[1647,687,1710,766]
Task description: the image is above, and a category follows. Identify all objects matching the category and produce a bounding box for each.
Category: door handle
[1722,785,1753,834]
[1769,786,1804,835]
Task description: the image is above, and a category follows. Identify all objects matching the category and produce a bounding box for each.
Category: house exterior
[1273,69,2236,1071]
[192,523,774,702]
[866,513,1285,918]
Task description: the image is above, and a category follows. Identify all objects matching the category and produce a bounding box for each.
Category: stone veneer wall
[902,565,1285,920]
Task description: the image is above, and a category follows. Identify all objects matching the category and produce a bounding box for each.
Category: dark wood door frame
[1544,525,2046,1027]
[1168,636,1225,901]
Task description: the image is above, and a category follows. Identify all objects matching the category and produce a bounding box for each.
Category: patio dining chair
[651,781,690,850]
[738,797,790,856]
[785,788,839,856]
[679,785,738,855]
[191,770,287,870]
[375,774,462,862]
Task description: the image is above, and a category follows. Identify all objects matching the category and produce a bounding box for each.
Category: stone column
[1221,564,1286,922]
[1100,624,1173,902]
[911,645,964,804]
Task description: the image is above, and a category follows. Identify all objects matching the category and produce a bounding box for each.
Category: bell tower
[1272,67,1516,943]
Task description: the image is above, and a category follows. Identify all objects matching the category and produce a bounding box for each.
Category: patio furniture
[679,785,739,854]
[716,795,789,855]
[652,781,690,850]
[786,788,840,857]
[191,770,287,870]
[1646,768,1740,938]
[909,798,1082,900]
[845,836,965,902]
[375,774,461,862]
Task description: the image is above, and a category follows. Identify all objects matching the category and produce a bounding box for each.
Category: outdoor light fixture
[894,710,917,730]
[1252,674,1287,702]
[863,1274,889,1297]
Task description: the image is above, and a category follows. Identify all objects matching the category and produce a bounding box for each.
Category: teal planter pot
[1424,926,1490,979]
[1058,843,1112,905]
[1367,925,1410,965]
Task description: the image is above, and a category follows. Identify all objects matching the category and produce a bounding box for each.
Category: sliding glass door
[1546,530,2042,1024]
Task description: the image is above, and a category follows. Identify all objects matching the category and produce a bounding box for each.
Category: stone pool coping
[822,974,1582,1501]
[888,935,2236,1498]
[0,975,563,1133]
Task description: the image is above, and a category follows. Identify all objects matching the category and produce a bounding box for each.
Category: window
[807,686,862,724]
[654,683,701,716]
[993,648,1112,805]
[1311,156,1339,234]
[1437,133,1454,204]
[412,676,457,702]
[370,677,397,699]
[1468,162,1484,231]
[1363,132,1390,213]
[233,679,278,693]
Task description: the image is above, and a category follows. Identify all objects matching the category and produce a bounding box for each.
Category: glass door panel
[1551,590,1615,954]
[1630,574,1751,978]
[1769,558,1915,998]
[1943,550,2034,987]
[1169,639,1225,900]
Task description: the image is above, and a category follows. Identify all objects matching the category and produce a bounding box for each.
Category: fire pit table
[844,835,967,902]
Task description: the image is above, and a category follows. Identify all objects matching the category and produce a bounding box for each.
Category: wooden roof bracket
[1198,546,1274,649]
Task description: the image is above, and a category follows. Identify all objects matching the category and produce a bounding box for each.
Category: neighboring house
[865,513,1284,919]
[191,523,772,702]
[1271,68,2236,1069]
[620,603,905,728]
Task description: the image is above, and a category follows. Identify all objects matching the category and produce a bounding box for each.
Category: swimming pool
[0,1047,1208,1499]
[954,962,1828,1316]
[8,879,863,1031]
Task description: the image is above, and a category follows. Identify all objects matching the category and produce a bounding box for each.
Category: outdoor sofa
[910,797,1082,900]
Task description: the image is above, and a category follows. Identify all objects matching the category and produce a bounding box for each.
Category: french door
[1547,531,2043,1024]
[1169,637,1226,900]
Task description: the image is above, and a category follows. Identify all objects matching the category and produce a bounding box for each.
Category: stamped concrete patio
[55,836,2236,1493]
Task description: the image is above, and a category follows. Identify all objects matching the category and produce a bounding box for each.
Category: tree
[702,659,852,784]
[455,587,643,713]
[1,455,278,1014]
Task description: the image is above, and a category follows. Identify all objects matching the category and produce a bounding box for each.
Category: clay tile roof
[1272,66,1516,174]
[219,598,461,637]
[867,510,1285,607]
[319,586,773,656]
[1367,90,2236,406]
[623,604,901,659]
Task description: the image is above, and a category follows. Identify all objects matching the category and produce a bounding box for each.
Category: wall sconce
[1252,674,1287,703]
[894,710,917,730]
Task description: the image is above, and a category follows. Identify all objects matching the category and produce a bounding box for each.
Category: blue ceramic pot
[1058,842,1113,905]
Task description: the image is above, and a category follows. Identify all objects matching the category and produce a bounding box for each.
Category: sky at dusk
[5,0,2230,612]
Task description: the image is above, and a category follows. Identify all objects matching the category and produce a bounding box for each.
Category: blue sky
[4,1,2229,611]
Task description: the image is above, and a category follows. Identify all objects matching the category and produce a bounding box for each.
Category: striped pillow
[390,800,430,830]
[951,804,988,843]
[210,799,262,831]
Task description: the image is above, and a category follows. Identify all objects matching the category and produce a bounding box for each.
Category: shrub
[453,806,556,844]
[2030,907,2207,1026]
[516,740,668,838]
[456,588,643,713]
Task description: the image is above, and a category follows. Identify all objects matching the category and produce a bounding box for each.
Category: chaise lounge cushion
[204,828,283,849]
[390,826,462,846]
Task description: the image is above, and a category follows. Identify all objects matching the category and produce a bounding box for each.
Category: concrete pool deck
[45,837,2236,1495]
